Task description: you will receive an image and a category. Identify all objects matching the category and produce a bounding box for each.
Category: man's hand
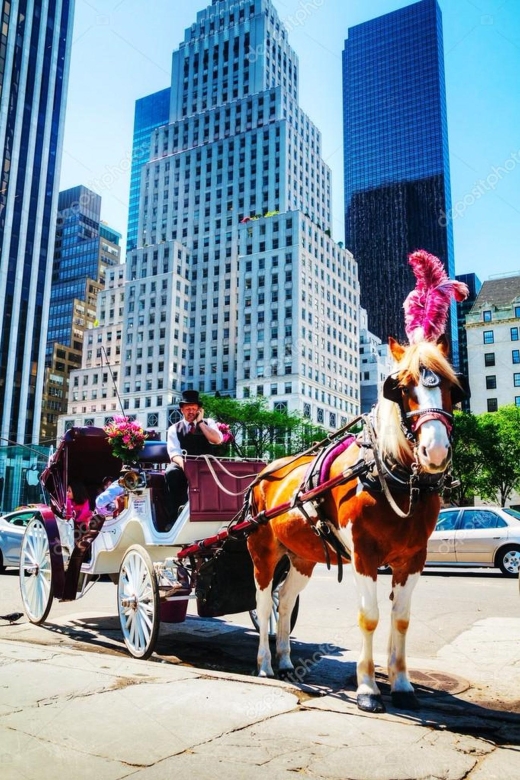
[194,407,204,424]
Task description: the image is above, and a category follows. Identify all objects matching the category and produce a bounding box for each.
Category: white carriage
[18,426,292,659]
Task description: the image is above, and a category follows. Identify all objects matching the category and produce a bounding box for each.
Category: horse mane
[376,341,459,464]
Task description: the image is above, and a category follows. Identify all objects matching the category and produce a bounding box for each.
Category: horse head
[381,335,468,474]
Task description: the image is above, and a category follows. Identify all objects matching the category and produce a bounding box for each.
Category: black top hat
[179,390,202,407]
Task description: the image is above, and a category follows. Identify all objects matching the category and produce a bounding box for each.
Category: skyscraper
[127,88,170,252]
[41,186,121,444]
[123,0,360,432]
[0,0,75,445]
[343,0,456,357]
[59,0,360,440]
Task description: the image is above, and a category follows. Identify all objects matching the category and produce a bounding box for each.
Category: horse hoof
[391,691,420,710]
[357,693,385,713]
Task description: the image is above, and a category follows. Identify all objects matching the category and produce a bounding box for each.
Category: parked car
[0,506,45,572]
[426,506,520,577]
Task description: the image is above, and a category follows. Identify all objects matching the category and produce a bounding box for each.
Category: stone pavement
[0,615,519,780]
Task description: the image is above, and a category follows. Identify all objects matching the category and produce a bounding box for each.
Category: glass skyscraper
[343,0,456,356]
[0,0,74,444]
[41,186,121,444]
[127,88,170,252]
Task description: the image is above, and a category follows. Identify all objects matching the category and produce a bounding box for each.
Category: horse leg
[276,560,314,679]
[248,526,281,678]
[352,568,384,713]
[387,572,421,710]
[255,576,277,678]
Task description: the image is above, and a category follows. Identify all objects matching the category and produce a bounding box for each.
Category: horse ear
[436,334,449,356]
[388,337,405,361]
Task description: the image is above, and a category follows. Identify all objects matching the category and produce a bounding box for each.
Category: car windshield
[503,507,520,521]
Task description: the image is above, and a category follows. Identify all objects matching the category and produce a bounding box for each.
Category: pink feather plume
[403,250,469,343]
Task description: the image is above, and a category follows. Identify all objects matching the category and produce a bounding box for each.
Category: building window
[512,350,520,364]
[515,396,520,407]
[484,353,495,367]
[487,398,498,412]
[317,407,324,424]
[515,305,520,318]
[483,331,494,344]
[485,375,496,390]
[303,403,311,418]
[511,327,519,341]
[482,310,492,322]
[147,413,159,427]
[274,401,287,413]
[514,373,520,387]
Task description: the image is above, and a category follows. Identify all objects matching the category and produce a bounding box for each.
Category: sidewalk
[1,616,519,780]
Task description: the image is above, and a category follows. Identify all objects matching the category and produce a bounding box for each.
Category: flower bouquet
[215,422,243,457]
[104,416,148,465]
[217,422,234,445]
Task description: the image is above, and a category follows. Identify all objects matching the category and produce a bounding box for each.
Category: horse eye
[401,386,409,396]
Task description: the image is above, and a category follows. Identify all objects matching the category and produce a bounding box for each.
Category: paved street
[1,565,519,778]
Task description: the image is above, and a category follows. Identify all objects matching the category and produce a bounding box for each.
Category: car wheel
[0,550,4,574]
[496,545,520,577]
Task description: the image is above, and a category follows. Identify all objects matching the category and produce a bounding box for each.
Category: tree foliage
[475,406,520,506]
[200,395,327,460]
[450,411,483,506]
[451,406,520,506]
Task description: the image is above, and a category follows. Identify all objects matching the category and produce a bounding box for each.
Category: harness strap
[365,417,420,519]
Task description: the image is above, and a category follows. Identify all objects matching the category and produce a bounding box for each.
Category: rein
[197,455,265,497]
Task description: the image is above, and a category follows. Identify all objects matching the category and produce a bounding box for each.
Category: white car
[426,506,520,577]
[0,507,45,572]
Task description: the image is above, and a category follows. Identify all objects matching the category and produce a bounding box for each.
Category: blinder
[451,373,470,405]
[383,369,470,406]
[382,373,401,404]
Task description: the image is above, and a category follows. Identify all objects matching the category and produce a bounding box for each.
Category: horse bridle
[383,367,456,445]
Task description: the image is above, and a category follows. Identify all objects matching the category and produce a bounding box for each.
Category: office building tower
[41,186,121,443]
[59,263,126,436]
[59,0,360,437]
[127,88,170,252]
[120,0,359,433]
[343,0,456,357]
[359,309,393,414]
[0,0,75,444]
[466,275,520,414]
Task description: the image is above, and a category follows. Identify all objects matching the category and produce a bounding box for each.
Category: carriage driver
[165,390,223,524]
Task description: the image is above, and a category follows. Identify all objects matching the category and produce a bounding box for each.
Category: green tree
[450,411,483,505]
[476,406,520,506]
[200,395,327,460]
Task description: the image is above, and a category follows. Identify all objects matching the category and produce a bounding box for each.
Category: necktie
[188,422,195,433]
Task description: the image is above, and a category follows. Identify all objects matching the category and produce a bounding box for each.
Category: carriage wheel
[249,558,299,637]
[19,517,54,624]
[117,545,159,659]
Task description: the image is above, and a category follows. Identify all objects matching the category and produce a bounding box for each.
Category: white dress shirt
[166,418,222,459]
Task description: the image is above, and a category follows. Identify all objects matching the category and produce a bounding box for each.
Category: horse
[246,334,466,713]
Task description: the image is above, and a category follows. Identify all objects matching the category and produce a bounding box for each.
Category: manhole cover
[409,669,470,695]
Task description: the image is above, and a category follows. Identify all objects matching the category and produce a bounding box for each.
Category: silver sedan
[0,507,44,572]
[427,505,520,577]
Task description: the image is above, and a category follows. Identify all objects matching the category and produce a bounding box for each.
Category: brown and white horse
[247,335,465,712]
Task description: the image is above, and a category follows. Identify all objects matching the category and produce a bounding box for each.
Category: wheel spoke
[118,547,159,659]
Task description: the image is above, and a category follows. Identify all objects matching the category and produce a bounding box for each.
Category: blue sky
[60,0,520,282]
